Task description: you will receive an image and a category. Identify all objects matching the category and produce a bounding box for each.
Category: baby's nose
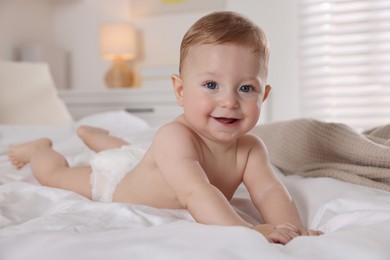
[219,92,239,109]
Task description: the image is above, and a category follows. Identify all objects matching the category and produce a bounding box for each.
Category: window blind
[299,0,390,130]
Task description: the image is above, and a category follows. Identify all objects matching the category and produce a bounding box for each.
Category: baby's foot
[8,138,52,169]
[77,125,109,139]
[77,125,111,151]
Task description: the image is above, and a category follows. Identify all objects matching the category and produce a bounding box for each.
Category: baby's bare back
[112,148,182,208]
[111,136,250,209]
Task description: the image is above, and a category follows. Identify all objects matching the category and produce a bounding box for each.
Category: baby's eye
[205,81,217,90]
[240,85,253,93]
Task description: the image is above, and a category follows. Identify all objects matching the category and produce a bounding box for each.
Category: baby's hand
[252,223,323,244]
[278,223,323,237]
[252,224,299,244]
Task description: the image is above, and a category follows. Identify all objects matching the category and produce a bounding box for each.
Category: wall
[0,0,53,60]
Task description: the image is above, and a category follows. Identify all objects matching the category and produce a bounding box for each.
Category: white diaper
[90,145,145,202]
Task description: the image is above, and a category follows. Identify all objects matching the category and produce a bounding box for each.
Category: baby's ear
[262,85,271,102]
[171,74,184,107]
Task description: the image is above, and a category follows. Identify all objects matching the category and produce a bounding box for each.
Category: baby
[9,11,321,244]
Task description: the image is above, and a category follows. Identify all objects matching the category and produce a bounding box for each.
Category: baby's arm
[152,123,252,227]
[243,136,322,238]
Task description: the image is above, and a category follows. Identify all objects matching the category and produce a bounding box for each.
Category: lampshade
[100,23,137,60]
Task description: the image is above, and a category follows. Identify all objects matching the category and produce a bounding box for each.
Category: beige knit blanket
[251,119,390,192]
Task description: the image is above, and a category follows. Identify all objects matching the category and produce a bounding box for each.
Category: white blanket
[1,112,390,260]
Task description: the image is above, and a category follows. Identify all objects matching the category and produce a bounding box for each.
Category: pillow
[76,110,150,137]
[0,61,73,124]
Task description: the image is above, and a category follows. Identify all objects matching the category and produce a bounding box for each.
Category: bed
[1,110,390,260]
[1,62,390,259]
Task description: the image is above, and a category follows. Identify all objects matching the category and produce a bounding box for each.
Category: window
[299,0,390,130]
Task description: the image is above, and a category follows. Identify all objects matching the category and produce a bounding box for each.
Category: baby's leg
[8,138,92,199]
[77,125,129,152]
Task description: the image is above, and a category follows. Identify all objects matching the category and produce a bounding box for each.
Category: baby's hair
[179,11,270,82]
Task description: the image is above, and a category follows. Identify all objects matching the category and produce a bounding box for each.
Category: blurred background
[1,0,388,129]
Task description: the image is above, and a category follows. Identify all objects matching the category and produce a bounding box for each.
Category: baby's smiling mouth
[213,117,240,125]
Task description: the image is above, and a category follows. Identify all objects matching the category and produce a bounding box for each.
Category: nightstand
[58,87,182,127]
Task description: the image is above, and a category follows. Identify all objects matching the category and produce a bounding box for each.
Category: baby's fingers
[266,232,290,244]
[307,229,323,236]
[300,229,323,236]
[268,229,299,245]
[276,223,299,233]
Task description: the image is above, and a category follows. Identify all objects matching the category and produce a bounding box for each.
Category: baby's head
[179,11,269,85]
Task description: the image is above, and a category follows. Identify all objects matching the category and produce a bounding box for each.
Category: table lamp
[100,23,137,88]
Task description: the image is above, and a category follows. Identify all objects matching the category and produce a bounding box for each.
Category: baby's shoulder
[156,117,192,136]
[237,134,268,158]
[238,133,264,147]
[153,117,197,145]
[151,117,201,157]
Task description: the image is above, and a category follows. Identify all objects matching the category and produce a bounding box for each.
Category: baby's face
[179,43,267,142]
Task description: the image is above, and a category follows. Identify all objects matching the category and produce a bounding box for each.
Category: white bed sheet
[0,112,389,260]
